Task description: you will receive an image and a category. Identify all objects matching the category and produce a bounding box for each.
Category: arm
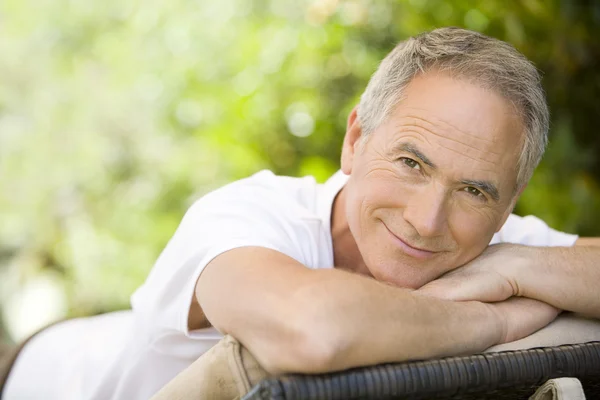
[518,239,600,317]
[417,239,600,318]
[195,246,555,374]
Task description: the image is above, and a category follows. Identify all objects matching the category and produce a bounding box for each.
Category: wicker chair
[243,342,600,399]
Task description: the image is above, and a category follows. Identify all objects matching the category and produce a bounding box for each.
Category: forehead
[392,72,523,149]
[377,72,524,188]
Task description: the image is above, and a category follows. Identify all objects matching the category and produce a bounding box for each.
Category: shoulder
[188,170,321,221]
[491,214,578,247]
[131,172,327,334]
[170,170,326,265]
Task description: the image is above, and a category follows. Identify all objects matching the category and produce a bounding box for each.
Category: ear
[341,106,364,175]
[495,183,528,232]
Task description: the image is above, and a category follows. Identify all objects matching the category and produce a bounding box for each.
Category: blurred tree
[1,0,599,341]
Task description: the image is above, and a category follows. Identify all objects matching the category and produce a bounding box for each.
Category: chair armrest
[243,342,600,400]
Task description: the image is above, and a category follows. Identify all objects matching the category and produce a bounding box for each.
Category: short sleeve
[490,214,579,247]
[130,173,313,340]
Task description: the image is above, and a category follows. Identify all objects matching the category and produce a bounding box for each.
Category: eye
[463,186,484,198]
[400,157,421,171]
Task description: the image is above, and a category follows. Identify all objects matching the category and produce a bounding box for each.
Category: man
[3,27,600,400]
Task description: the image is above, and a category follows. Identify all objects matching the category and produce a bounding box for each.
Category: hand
[416,244,527,302]
[414,244,560,344]
[484,297,560,344]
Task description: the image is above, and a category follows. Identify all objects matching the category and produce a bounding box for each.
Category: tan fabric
[486,312,600,353]
[529,378,586,400]
[0,341,19,399]
[150,335,269,400]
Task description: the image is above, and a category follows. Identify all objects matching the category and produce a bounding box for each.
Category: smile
[381,222,437,259]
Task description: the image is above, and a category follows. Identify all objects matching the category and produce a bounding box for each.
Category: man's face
[340,71,524,288]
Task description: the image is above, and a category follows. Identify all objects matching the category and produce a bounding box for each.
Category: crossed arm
[417,238,600,318]
[192,239,600,375]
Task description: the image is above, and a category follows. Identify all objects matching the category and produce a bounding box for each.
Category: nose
[402,183,448,238]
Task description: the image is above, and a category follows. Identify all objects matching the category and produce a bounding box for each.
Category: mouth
[381,221,438,260]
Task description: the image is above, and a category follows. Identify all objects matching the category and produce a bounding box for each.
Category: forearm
[198,247,501,375]
[297,268,501,372]
[517,244,600,318]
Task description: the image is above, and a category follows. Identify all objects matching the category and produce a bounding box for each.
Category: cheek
[344,176,395,248]
[449,208,498,254]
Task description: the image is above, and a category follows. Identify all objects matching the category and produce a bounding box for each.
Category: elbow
[288,317,346,374]
[255,303,348,375]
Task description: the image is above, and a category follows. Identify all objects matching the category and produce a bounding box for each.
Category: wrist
[502,244,536,298]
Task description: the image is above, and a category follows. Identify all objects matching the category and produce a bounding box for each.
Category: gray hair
[357,27,548,189]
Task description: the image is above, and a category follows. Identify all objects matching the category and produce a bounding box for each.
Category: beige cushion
[151,312,600,400]
[486,312,600,352]
[151,335,269,400]
[529,378,586,400]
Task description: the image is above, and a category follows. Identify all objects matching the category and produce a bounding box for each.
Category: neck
[330,186,371,276]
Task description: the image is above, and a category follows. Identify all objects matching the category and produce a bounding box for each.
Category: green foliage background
[1,0,599,341]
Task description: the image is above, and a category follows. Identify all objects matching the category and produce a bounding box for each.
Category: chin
[368,262,434,289]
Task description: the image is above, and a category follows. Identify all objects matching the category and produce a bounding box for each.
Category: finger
[416,278,498,302]
[414,281,461,300]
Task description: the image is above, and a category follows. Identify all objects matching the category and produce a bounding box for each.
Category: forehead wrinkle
[441,143,502,166]
[399,106,500,144]
[395,113,505,156]
[402,116,503,155]
[394,126,504,166]
[398,122,504,162]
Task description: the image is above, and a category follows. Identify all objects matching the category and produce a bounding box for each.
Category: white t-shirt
[4,170,578,400]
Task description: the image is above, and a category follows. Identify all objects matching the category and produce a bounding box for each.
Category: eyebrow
[394,142,501,202]
[397,143,437,168]
[460,180,500,202]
